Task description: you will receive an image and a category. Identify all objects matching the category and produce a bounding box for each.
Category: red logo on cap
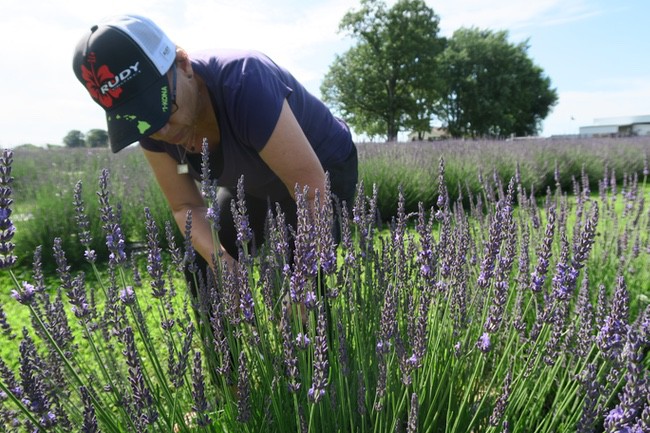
[81,52,122,108]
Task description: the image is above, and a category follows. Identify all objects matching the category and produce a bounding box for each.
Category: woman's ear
[175,48,192,77]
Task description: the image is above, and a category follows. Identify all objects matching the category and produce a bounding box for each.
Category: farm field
[0,137,649,432]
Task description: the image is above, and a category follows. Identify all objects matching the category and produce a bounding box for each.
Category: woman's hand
[141,148,235,270]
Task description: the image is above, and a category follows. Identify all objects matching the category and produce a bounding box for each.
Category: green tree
[321,0,446,141]
[437,27,558,138]
[63,130,86,148]
[85,129,109,148]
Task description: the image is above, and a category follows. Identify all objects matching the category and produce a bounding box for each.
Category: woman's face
[149,63,200,151]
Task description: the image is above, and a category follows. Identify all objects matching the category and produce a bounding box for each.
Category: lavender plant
[0,142,649,432]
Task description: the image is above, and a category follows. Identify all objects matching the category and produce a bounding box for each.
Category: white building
[579,115,650,137]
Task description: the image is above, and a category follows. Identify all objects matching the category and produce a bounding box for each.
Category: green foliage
[437,27,558,138]
[85,128,109,148]
[62,129,85,148]
[321,0,445,141]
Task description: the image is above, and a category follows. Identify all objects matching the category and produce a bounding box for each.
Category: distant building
[579,115,650,137]
[408,127,448,141]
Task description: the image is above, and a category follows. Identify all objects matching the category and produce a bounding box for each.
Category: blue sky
[1,0,649,146]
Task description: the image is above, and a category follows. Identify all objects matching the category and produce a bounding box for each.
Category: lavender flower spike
[0,301,15,339]
[407,392,419,433]
[144,207,166,298]
[237,351,251,423]
[530,205,556,293]
[73,180,95,262]
[489,370,512,426]
[80,386,98,433]
[604,327,646,431]
[281,302,300,392]
[191,350,211,427]
[0,149,16,269]
[19,328,56,429]
[121,326,158,426]
[308,304,329,404]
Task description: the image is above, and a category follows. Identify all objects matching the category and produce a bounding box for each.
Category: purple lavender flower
[295,332,311,350]
[308,304,329,404]
[183,210,198,274]
[200,138,214,197]
[121,326,157,426]
[407,392,419,433]
[144,207,166,298]
[11,282,36,305]
[315,175,337,275]
[604,328,646,431]
[597,276,629,362]
[484,190,516,332]
[0,356,22,398]
[0,302,15,339]
[105,224,127,266]
[489,370,512,426]
[119,286,135,306]
[337,319,350,376]
[576,363,602,433]
[164,221,184,272]
[568,203,599,292]
[237,351,251,423]
[238,266,255,324]
[96,170,127,266]
[232,176,253,251]
[476,199,506,291]
[304,289,317,311]
[574,273,596,357]
[67,273,91,320]
[191,350,211,427]
[476,332,491,353]
[290,185,318,303]
[551,230,572,302]
[31,246,45,293]
[270,203,291,266]
[281,302,301,392]
[19,328,56,428]
[73,181,95,261]
[48,293,76,354]
[374,354,387,412]
[80,386,98,433]
[0,149,16,269]
[377,284,398,355]
[412,291,432,368]
[170,321,193,388]
[530,205,556,293]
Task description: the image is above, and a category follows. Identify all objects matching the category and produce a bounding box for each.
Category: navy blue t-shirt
[140,49,355,201]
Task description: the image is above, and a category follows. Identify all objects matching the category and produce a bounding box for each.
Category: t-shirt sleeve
[225,56,292,152]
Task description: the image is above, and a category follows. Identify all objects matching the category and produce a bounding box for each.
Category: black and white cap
[73,15,176,152]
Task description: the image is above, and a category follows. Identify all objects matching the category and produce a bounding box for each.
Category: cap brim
[105,74,172,153]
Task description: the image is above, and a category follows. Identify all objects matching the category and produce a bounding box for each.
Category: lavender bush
[0,143,648,432]
[10,146,172,269]
[359,136,650,220]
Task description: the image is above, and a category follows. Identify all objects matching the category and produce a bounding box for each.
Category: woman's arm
[141,147,235,269]
[258,99,327,205]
